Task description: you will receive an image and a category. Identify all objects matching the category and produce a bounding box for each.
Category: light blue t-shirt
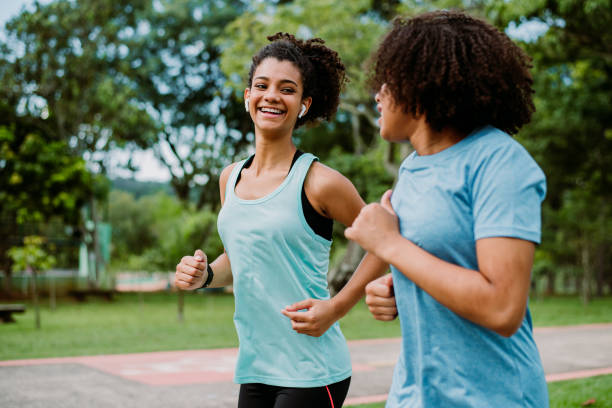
[217,153,352,387]
[387,126,549,407]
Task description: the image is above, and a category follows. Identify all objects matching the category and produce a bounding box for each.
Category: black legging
[238,377,351,408]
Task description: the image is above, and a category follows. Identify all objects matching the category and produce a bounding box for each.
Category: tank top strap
[290,152,317,191]
[225,158,250,203]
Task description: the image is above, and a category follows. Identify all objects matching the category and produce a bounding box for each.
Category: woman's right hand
[175,249,207,290]
[365,274,398,321]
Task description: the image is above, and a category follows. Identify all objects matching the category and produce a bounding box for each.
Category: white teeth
[260,107,283,114]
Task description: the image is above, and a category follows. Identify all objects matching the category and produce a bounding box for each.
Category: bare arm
[282,163,389,336]
[345,190,534,337]
[174,164,236,290]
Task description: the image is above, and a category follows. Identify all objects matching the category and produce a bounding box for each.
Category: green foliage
[218,0,388,161]
[325,142,396,203]
[219,0,387,101]
[0,0,250,209]
[506,0,612,297]
[108,190,223,272]
[121,0,252,206]
[0,105,94,225]
[8,236,56,273]
[111,177,173,199]
[0,0,159,160]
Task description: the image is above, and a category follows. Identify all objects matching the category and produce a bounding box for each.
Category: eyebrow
[253,76,298,87]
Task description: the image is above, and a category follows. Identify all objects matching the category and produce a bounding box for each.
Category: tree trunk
[29,266,41,329]
[49,276,56,311]
[581,240,592,305]
[328,241,365,296]
[90,197,101,288]
[545,270,556,295]
[1,266,13,298]
[177,290,184,323]
[594,243,606,297]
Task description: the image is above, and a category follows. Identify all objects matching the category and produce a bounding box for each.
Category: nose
[376,84,387,103]
[264,86,281,102]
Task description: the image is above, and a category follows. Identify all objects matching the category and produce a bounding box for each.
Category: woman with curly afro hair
[345,10,549,407]
[175,33,389,407]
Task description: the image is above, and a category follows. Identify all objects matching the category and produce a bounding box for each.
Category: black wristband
[201,264,214,289]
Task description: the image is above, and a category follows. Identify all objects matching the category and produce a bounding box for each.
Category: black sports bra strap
[236,150,332,240]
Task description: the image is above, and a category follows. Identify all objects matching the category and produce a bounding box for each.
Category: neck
[410,120,466,156]
[252,133,296,175]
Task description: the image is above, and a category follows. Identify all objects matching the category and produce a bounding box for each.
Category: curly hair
[247,33,347,129]
[368,10,534,135]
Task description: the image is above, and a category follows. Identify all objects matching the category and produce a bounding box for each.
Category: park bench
[68,289,115,302]
[0,304,26,323]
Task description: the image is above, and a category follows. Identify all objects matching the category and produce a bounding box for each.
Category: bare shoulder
[305,161,365,225]
[219,162,239,204]
[220,162,238,185]
[306,161,352,191]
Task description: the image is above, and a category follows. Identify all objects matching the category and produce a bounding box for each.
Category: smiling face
[245,58,311,137]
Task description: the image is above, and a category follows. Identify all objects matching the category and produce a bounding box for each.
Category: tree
[108,190,222,271]
[107,189,222,321]
[494,0,612,300]
[1,0,257,210]
[0,0,161,288]
[0,0,159,170]
[8,236,56,329]
[0,102,94,296]
[122,0,253,209]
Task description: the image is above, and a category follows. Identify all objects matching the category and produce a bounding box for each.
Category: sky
[0,1,31,28]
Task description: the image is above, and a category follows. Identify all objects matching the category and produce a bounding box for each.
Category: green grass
[1,293,611,361]
[529,296,612,327]
[548,375,612,408]
[346,375,612,407]
[1,292,238,360]
[0,291,400,360]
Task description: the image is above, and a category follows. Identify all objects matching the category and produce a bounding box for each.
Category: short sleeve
[471,142,546,244]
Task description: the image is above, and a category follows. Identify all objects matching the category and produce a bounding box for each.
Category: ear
[244,88,250,113]
[300,97,312,117]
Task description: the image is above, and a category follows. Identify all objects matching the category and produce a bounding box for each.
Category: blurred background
[0,0,610,325]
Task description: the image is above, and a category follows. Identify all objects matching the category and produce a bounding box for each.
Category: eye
[254,83,266,90]
[281,88,296,94]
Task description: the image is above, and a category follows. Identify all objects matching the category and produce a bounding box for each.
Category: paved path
[1,324,612,407]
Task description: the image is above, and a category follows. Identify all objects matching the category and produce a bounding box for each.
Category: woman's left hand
[281,298,338,337]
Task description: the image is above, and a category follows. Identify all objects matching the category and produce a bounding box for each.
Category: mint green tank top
[217,153,352,387]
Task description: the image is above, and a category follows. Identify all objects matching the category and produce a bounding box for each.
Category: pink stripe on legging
[326,385,334,408]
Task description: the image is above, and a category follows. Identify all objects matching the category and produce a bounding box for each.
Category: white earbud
[298,104,307,118]
[245,98,250,113]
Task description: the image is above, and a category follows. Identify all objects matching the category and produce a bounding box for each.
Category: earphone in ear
[298,104,307,118]
[245,98,250,113]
